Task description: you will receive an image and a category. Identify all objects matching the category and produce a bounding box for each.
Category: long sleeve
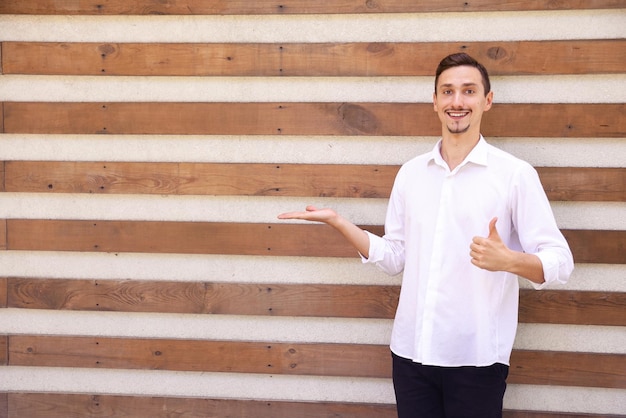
[511,162,574,289]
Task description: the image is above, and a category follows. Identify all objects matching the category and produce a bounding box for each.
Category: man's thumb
[488,217,499,239]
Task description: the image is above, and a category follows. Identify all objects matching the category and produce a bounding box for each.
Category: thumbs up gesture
[470,217,513,272]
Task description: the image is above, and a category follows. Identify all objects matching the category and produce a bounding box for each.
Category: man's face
[433,65,493,136]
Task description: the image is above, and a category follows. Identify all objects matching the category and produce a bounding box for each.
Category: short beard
[447,124,470,134]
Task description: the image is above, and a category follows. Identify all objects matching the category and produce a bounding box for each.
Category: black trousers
[392,352,509,418]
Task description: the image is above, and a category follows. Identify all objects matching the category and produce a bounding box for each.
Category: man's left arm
[470,164,574,288]
[470,217,545,284]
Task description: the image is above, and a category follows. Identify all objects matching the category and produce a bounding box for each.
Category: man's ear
[433,92,438,112]
[484,91,494,111]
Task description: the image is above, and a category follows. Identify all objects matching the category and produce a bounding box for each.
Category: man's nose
[451,92,464,107]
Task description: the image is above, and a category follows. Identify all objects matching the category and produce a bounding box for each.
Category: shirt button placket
[419,174,453,360]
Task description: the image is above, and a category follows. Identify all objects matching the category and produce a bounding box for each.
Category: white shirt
[363,137,573,367]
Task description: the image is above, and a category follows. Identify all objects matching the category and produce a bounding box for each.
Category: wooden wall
[1,2,625,417]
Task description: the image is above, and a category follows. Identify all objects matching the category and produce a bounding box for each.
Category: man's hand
[470,217,513,272]
[278,205,370,258]
[277,205,338,225]
[470,217,545,284]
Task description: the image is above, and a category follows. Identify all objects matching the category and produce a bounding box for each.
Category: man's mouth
[446,110,469,118]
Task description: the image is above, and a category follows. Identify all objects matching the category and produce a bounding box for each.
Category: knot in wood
[486,46,508,61]
[338,103,378,134]
[98,44,116,56]
[365,0,378,9]
[366,43,392,55]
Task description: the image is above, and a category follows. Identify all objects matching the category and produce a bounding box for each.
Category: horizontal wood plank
[0,0,622,14]
[537,167,626,202]
[6,279,399,319]
[4,393,623,418]
[4,162,625,202]
[3,162,397,199]
[519,289,626,326]
[4,393,397,418]
[0,393,7,418]
[9,335,391,378]
[7,278,625,326]
[509,350,626,389]
[0,220,6,251]
[5,219,363,257]
[561,229,626,265]
[5,219,624,264]
[8,335,625,388]
[0,162,4,192]
[0,335,6,366]
[3,40,624,76]
[3,102,624,137]
[0,278,6,309]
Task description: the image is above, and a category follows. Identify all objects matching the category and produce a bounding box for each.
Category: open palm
[277,205,338,224]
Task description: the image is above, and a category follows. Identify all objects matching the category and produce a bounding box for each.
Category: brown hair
[434,53,491,96]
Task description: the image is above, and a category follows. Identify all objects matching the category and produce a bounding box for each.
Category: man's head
[435,53,491,97]
[432,53,493,136]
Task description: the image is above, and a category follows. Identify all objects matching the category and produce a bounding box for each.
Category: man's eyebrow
[439,82,480,88]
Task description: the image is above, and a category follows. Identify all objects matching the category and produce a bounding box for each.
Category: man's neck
[440,132,481,171]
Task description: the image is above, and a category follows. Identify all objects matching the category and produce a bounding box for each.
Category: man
[278,53,574,418]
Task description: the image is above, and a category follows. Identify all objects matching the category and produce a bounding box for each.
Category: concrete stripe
[0,366,396,404]
[1,75,624,103]
[504,384,626,415]
[0,10,623,42]
[0,308,394,345]
[514,323,626,354]
[1,309,623,353]
[1,251,623,292]
[0,194,623,230]
[1,135,623,167]
[1,366,624,414]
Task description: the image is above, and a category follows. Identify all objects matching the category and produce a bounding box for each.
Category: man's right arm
[277,205,370,258]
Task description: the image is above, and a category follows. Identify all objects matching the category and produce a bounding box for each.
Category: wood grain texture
[537,167,626,202]
[4,162,625,202]
[509,350,626,389]
[4,392,623,418]
[5,219,363,257]
[9,335,391,378]
[0,278,6,309]
[0,220,6,251]
[3,162,397,199]
[561,229,626,264]
[2,102,431,136]
[7,278,625,326]
[4,393,397,418]
[0,336,6,366]
[0,393,7,418]
[3,40,624,76]
[0,0,622,14]
[3,102,624,137]
[6,279,399,319]
[8,335,625,388]
[5,220,625,264]
[518,289,626,326]
[0,162,4,192]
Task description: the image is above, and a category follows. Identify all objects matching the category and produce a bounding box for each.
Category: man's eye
[465,89,475,94]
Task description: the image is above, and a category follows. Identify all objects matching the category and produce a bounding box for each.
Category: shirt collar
[429,135,489,170]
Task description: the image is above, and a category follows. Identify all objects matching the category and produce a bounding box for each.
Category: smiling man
[278,53,573,418]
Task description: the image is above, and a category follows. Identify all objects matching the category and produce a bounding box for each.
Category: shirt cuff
[360,230,382,264]
[532,251,571,290]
